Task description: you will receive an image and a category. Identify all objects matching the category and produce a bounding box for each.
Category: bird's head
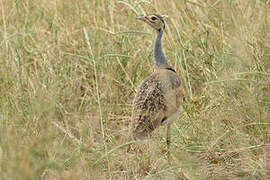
[136,14,166,32]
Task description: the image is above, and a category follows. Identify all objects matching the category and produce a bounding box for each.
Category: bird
[130,14,184,151]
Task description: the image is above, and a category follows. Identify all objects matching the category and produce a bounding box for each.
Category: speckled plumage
[131,68,183,139]
[130,14,184,142]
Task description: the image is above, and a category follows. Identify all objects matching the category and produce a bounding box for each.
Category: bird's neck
[154,29,170,68]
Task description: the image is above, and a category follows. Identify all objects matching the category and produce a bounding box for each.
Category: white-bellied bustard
[130,14,184,155]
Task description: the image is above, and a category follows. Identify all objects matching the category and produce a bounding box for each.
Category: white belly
[161,105,183,125]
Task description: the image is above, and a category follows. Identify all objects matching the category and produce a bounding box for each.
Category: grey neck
[154,29,169,68]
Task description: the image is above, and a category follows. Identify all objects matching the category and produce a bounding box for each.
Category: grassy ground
[1,0,270,179]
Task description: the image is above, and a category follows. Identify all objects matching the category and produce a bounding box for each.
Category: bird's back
[131,68,183,139]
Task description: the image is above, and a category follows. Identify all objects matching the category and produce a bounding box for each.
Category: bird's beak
[136,16,147,22]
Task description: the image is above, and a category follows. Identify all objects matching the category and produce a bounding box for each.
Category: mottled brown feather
[131,68,183,139]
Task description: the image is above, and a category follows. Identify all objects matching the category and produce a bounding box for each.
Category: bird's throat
[154,29,169,68]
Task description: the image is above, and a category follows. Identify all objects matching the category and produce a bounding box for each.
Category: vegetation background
[0,0,270,179]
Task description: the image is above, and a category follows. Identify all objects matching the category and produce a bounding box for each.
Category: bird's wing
[131,73,167,138]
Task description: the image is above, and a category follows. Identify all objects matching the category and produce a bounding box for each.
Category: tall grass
[0,0,270,179]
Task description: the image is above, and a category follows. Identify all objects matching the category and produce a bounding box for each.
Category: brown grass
[0,0,270,179]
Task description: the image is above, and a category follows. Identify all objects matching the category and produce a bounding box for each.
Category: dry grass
[1,0,270,179]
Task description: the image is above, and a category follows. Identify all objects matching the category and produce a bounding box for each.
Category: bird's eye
[151,16,157,21]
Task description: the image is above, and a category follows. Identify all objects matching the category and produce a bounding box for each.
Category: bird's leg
[166,124,171,147]
[166,123,171,164]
